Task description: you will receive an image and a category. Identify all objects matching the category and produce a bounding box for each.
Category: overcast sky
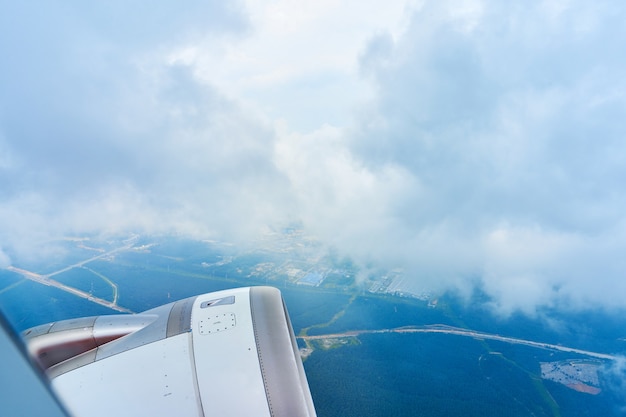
[2,0,626,316]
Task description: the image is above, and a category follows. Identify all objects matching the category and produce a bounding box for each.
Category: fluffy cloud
[273,0,626,313]
[2,0,626,315]
[0,2,284,242]
[339,0,626,313]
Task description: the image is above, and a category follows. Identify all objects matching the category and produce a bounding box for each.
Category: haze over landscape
[2,0,626,318]
[3,2,626,414]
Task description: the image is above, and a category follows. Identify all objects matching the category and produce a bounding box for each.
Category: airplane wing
[0,311,69,417]
[22,286,317,417]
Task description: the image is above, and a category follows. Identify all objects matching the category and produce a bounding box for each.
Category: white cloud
[175,0,410,130]
[327,0,626,312]
[275,123,419,261]
[2,0,626,316]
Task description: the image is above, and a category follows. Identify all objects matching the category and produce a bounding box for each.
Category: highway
[5,241,135,314]
[298,324,619,361]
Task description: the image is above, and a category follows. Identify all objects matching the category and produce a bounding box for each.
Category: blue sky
[2,0,626,315]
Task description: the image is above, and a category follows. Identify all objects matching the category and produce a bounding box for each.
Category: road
[5,241,135,314]
[298,324,619,361]
[7,266,132,313]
